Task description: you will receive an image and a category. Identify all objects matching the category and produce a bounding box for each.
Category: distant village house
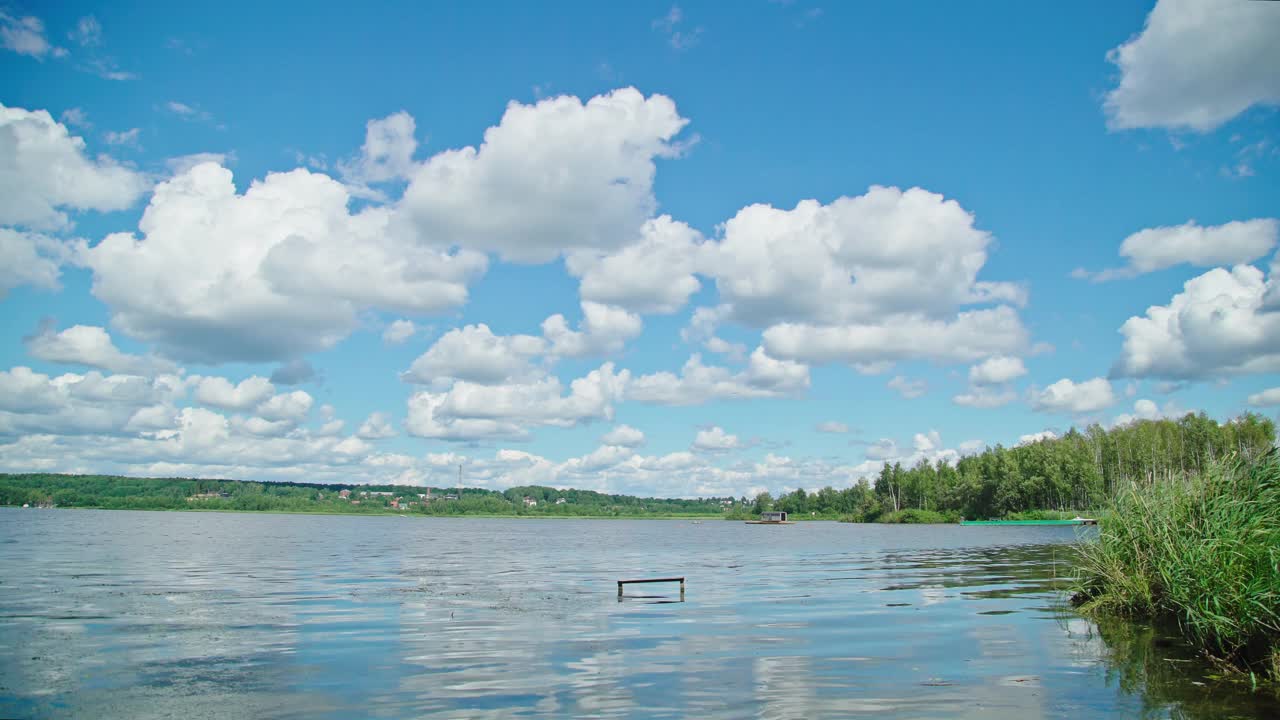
[188,491,230,500]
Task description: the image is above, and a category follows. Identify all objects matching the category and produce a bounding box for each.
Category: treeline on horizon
[738,411,1276,522]
[0,473,730,517]
[1,412,1274,521]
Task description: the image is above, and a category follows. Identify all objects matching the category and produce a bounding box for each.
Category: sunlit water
[1,509,1275,718]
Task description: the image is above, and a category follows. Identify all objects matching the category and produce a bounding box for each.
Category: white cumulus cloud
[1246,387,1280,407]
[397,88,689,263]
[382,319,417,345]
[565,215,706,314]
[954,355,1025,408]
[403,324,546,385]
[1104,0,1280,132]
[1029,378,1116,414]
[0,229,67,297]
[1112,398,1185,428]
[692,426,741,451]
[256,390,314,423]
[860,430,961,469]
[405,303,642,387]
[24,324,174,375]
[0,366,186,436]
[406,363,629,441]
[357,411,397,439]
[708,187,1024,329]
[0,103,147,230]
[1017,430,1058,446]
[1112,263,1280,379]
[1078,219,1278,281]
[84,161,487,363]
[629,348,809,406]
[339,110,418,189]
[542,302,643,358]
[193,376,274,412]
[969,356,1027,385]
[601,424,646,447]
[1120,219,1278,273]
[763,306,1028,367]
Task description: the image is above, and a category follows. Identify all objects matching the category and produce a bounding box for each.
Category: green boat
[961,517,1097,526]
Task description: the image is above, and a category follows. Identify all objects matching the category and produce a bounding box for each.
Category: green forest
[0,473,730,517]
[736,412,1275,522]
[1,412,1273,522]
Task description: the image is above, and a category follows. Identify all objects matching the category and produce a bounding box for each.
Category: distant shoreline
[0,472,740,519]
[1,505,741,520]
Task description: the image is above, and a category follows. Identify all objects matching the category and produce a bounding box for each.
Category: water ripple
[1,509,1274,719]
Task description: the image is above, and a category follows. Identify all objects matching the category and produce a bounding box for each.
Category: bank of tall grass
[1072,451,1280,680]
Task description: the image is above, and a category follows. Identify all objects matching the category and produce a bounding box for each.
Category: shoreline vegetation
[823,412,1274,524]
[0,475,734,519]
[1072,450,1280,683]
[1,413,1272,524]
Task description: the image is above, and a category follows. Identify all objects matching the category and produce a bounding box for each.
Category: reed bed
[1072,451,1280,680]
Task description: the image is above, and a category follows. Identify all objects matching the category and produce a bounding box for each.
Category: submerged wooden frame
[617,577,686,598]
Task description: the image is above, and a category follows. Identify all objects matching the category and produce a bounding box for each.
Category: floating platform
[744,520,796,524]
[961,518,1097,526]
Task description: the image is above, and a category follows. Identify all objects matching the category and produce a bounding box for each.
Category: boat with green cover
[961,518,1097,526]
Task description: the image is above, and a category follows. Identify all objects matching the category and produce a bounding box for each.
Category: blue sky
[1,0,1277,496]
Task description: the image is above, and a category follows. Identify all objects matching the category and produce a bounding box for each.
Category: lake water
[1,508,1275,719]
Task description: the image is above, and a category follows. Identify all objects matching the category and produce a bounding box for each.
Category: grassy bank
[1071,451,1280,681]
[835,508,1089,524]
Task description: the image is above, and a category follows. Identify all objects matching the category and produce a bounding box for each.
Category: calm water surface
[1,509,1275,719]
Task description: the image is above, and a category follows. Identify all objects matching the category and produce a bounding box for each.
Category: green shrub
[1004,509,1080,521]
[1073,452,1280,679]
[879,508,957,524]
